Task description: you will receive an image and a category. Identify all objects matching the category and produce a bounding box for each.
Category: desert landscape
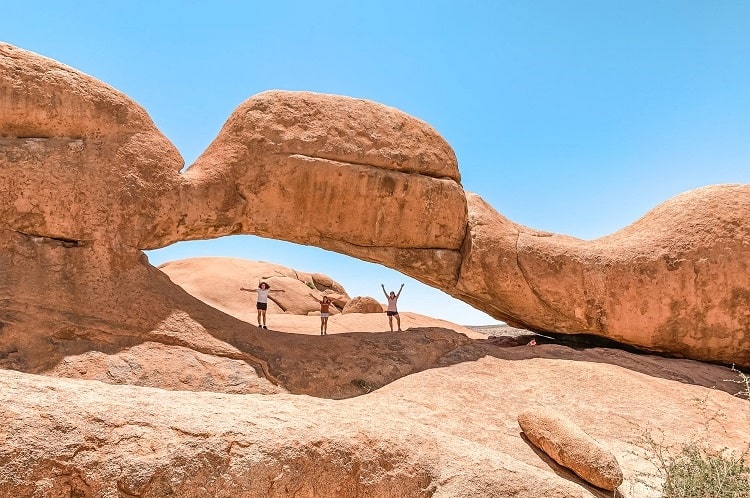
[1,42,749,497]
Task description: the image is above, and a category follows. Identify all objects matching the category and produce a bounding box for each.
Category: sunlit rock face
[1,41,748,381]
[456,187,750,366]
[2,40,750,498]
[2,351,749,497]
[1,42,188,375]
[157,257,351,318]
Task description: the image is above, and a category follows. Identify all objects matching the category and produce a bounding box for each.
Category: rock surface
[1,42,750,497]
[342,296,384,314]
[518,407,624,490]
[457,190,750,367]
[2,349,749,497]
[1,42,749,366]
[158,257,350,318]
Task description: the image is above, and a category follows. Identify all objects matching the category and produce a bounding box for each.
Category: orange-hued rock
[518,407,623,490]
[158,257,350,318]
[166,85,749,366]
[167,89,468,253]
[2,350,749,497]
[455,190,750,366]
[5,39,750,498]
[47,341,285,395]
[2,42,748,368]
[342,296,384,314]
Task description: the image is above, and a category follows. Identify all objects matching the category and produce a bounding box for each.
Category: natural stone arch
[155,90,750,367]
[1,42,749,372]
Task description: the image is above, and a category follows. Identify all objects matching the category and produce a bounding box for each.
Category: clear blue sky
[3,1,749,324]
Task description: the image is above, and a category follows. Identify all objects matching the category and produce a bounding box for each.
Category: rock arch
[1,42,749,370]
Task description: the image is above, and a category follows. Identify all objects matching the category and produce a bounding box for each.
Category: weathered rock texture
[158,257,349,318]
[518,407,623,490]
[46,341,286,395]
[342,296,385,314]
[3,40,750,498]
[0,41,748,378]
[2,350,749,497]
[459,190,750,367]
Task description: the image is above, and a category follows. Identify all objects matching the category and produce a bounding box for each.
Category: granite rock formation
[3,349,749,497]
[518,407,624,491]
[158,257,350,318]
[1,42,748,373]
[342,296,384,314]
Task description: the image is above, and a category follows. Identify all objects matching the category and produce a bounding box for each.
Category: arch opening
[146,235,498,327]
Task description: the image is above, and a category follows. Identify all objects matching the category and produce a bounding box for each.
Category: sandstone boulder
[342,296,384,314]
[518,407,623,491]
[310,272,347,294]
[320,291,349,310]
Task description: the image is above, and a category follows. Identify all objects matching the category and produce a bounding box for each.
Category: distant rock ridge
[157,257,352,317]
[1,41,748,378]
[342,296,384,314]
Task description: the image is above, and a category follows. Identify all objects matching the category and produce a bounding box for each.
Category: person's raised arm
[396,283,404,298]
[381,283,388,299]
[239,287,256,292]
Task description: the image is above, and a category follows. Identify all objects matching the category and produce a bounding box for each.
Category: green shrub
[661,443,750,498]
[630,400,750,498]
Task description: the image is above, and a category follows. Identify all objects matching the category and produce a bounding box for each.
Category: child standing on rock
[311,294,334,335]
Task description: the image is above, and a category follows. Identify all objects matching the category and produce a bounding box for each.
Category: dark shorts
[256,302,268,310]
[386,311,399,316]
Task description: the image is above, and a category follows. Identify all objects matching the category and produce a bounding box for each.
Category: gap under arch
[145,234,498,326]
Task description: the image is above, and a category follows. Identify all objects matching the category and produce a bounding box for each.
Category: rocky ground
[1,43,749,497]
[3,340,748,498]
[2,256,749,497]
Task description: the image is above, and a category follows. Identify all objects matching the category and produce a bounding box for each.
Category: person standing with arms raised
[311,294,334,335]
[240,281,283,329]
[381,283,404,332]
